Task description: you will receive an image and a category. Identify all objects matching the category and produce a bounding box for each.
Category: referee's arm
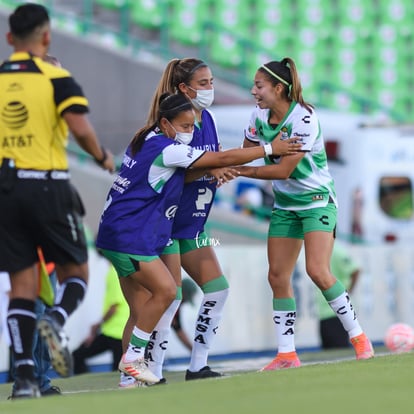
[63,111,115,173]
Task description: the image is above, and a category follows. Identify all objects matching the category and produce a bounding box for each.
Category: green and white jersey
[245,102,337,210]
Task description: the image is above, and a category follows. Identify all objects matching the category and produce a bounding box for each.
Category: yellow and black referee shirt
[0,51,89,170]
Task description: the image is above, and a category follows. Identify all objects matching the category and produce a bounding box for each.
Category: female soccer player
[142,58,235,382]
[238,57,374,370]
[96,93,301,384]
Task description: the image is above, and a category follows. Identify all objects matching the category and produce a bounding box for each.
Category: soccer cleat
[185,366,222,381]
[9,378,41,399]
[118,373,142,389]
[351,333,375,360]
[118,355,159,385]
[37,315,73,377]
[149,377,167,386]
[260,351,301,371]
[41,385,62,396]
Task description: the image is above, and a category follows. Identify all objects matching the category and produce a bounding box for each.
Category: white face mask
[167,120,194,145]
[188,87,214,110]
[175,131,194,145]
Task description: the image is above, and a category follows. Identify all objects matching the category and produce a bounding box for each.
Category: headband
[189,62,208,74]
[160,101,192,114]
[261,65,290,86]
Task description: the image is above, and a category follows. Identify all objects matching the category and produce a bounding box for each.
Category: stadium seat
[129,0,166,29]
[206,0,254,69]
[41,0,414,121]
[246,30,298,84]
[336,0,376,28]
[169,0,210,45]
[376,0,413,26]
[295,0,337,30]
[211,0,252,39]
[209,31,244,68]
[251,0,295,52]
[95,0,127,9]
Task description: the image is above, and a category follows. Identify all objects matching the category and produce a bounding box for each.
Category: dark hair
[147,58,208,125]
[130,93,193,155]
[9,3,50,39]
[169,58,207,90]
[259,57,313,113]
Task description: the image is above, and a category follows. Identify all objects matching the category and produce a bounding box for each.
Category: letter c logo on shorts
[319,215,329,225]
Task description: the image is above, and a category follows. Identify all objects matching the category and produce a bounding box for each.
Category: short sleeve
[51,76,89,115]
[291,110,319,151]
[244,108,260,143]
[162,142,206,168]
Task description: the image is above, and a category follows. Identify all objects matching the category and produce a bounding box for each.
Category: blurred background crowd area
[1,0,414,241]
[1,0,412,122]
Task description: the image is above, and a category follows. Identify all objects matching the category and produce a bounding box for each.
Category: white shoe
[118,355,159,385]
[118,372,146,389]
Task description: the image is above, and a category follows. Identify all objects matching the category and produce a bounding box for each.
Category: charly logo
[2,101,28,129]
[165,205,178,220]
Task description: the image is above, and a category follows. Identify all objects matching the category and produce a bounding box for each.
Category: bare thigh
[181,246,222,287]
[304,231,336,290]
[119,258,176,333]
[267,237,303,298]
[160,253,181,286]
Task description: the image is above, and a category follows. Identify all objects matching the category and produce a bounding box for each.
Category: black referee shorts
[0,176,88,273]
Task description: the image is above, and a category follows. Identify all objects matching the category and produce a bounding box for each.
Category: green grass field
[0,348,411,414]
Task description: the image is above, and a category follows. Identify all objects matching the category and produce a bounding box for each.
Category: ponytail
[146,59,179,125]
[146,57,208,125]
[260,58,313,113]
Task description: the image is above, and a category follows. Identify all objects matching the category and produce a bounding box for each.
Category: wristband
[263,143,273,157]
[94,146,107,166]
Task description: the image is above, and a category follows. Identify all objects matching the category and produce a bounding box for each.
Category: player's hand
[209,167,240,187]
[271,134,303,156]
[95,147,115,173]
[101,150,115,173]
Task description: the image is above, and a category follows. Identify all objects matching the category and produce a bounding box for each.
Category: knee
[305,264,334,289]
[160,284,177,307]
[267,271,286,290]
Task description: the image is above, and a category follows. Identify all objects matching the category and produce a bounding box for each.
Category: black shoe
[38,315,73,377]
[9,378,41,400]
[185,366,222,381]
[41,385,62,396]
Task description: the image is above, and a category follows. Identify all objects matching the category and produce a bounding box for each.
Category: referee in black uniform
[0,3,114,399]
